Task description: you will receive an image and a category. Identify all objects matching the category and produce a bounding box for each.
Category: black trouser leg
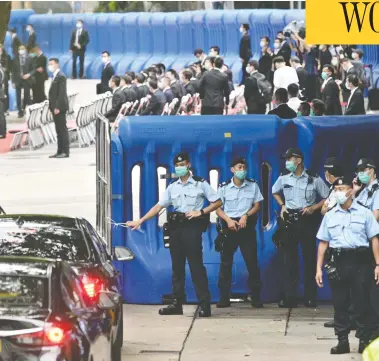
[369,280,379,340]
[218,234,238,298]
[169,227,186,303]
[79,50,85,78]
[23,84,31,109]
[282,241,299,301]
[16,86,22,114]
[4,77,9,111]
[72,51,78,78]
[239,227,262,297]
[53,112,69,155]
[240,59,249,86]
[32,81,46,104]
[0,100,6,136]
[182,222,210,303]
[201,106,223,115]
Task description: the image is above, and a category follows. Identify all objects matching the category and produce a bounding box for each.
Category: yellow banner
[307,0,379,44]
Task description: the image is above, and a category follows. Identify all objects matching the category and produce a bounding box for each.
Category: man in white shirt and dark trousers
[345,74,365,115]
[287,83,302,113]
[273,56,299,93]
[69,20,89,79]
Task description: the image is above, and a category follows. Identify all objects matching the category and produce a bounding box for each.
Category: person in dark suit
[321,65,342,116]
[8,28,21,59]
[26,24,37,52]
[0,64,6,138]
[11,44,35,117]
[290,56,308,99]
[104,75,125,123]
[0,44,11,112]
[140,80,166,116]
[345,74,365,116]
[273,35,291,66]
[69,19,90,79]
[239,23,252,85]
[258,36,273,84]
[135,73,149,100]
[268,88,297,119]
[225,69,234,94]
[47,58,69,158]
[120,75,137,103]
[181,70,196,96]
[339,58,358,103]
[198,57,230,115]
[96,51,114,94]
[160,76,174,103]
[30,45,48,104]
[311,99,326,116]
[244,60,267,114]
[166,69,185,100]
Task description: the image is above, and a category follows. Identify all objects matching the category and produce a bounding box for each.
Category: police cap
[230,157,247,167]
[173,152,190,164]
[357,158,376,172]
[333,175,354,188]
[324,157,344,177]
[281,147,304,159]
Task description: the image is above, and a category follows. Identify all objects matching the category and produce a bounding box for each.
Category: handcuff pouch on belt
[214,218,228,253]
[167,211,210,233]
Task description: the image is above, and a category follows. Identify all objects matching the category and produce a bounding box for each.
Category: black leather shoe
[330,340,350,355]
[49,153,59,158]
[251,299,263,308]
[199,303,211,317]
[358,340,368,354]
[55,153,69,158]
[158,302,183,316]
[278,299,297,308]
[304,300,317,308]
[324,320,334,328]
[216,298,231,308]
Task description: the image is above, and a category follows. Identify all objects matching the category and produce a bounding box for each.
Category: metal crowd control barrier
[96,114,112,254]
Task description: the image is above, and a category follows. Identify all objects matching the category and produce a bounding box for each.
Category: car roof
[0,214,81,229]
[0,256,54,277]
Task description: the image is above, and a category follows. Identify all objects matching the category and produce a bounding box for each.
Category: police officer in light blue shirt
[215,156,264,308]
[354,159,379,221]
[272,147,329,308]
[316,175,379,355]
[127,152,222,318]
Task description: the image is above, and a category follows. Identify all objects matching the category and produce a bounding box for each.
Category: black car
[0,214,134,361]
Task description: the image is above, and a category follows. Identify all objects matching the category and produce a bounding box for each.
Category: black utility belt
[168,211,207,223]
[329,247,370,254]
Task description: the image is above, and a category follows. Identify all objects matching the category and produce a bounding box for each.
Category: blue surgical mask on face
[285,160,297,173]
[335,191,349,205]
[358,171,370,184]
[321,72,329,80]
[175,166,188,177]
[235,170,247,180]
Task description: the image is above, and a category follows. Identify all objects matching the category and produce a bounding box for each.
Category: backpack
[252,72,272,104]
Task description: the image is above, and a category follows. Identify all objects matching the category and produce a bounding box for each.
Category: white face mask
[240,28,244,33]
[48,65,55,73]
[18,49,26,55]
[352,52,359,60]
[101,56,108,64]
[335,191,349,205]
[319,45,324,50]
[76,23,82,29]
[274,43,280,49]
[331,59,339,67]
[26,27,31,32]
[260,41,266,48]
[246,67,251,74]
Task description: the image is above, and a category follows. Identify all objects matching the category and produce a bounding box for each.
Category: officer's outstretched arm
[371,236,379,284]
[126,203,164,230]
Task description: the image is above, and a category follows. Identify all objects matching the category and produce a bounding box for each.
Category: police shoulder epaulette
[327,204,337,212]
[192,176,205,182]
[219,179,231,188]
[246,178,256,183]
[305,169,318,178]
[357,201,370,209]
[280,169,291,176]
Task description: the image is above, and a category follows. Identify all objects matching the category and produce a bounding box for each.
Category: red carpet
[0,133,15,154]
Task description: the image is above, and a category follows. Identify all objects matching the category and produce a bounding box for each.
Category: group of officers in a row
[125,149,379,356]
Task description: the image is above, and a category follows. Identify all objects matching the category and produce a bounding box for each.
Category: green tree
[0,2,12,44]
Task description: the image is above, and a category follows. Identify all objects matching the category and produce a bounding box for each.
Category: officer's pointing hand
[126,220,142,231]
[186,210,201,220]
[315,269,323,288]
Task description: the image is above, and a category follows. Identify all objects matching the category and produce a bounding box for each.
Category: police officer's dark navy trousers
[218,218,261,299]
[169,219,210,304]
[329,250,372,340]
[282,212,320,302]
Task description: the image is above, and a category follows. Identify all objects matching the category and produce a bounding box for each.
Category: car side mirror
[113,246,134,261]
[97,291,120,310]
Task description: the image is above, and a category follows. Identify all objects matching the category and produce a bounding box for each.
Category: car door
[60,262,112,361]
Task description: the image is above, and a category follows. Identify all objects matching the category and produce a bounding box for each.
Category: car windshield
[0,219,89,261]
[0,276,47,309]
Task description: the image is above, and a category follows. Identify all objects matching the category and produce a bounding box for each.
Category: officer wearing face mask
[272,147,329,308]
[316,175,379,355]
[126,152,222,317]
[96,51,114,94]
[216,157,263,309]
[69,20,89,79]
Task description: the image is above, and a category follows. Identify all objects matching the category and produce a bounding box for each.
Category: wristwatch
[200,209,205,216]
[244,212,249,217]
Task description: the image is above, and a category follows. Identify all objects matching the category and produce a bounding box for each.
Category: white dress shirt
[347,86,358,107]
[287,97,302,112]
[273,66,299,90]
[53,68,60,80]
[75,29,82,47]
[321,76,333,91]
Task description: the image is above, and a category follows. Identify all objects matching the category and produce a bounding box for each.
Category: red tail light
[10,325,68,347]
[80,274,105,303]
